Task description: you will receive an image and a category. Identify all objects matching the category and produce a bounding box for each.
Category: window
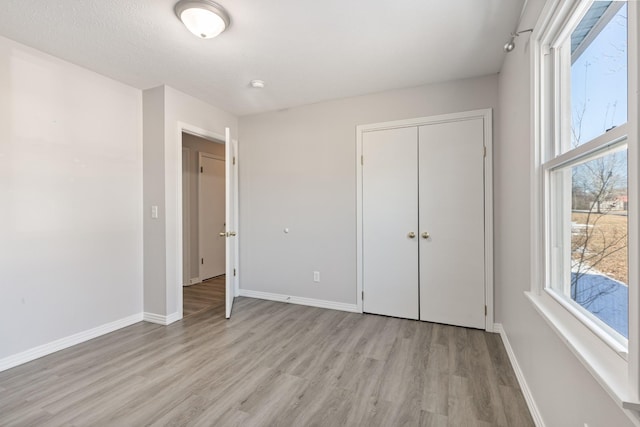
[569,3,627,150]
[540,1,632,351]
[548,147,628,342]
[532,0,640,412]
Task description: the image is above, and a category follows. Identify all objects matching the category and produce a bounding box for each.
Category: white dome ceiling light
[250,80,265,89]
[175,0,230,39]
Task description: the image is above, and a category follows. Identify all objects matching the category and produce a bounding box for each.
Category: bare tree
[569,52,627,311]
[572,153,624,213]
[570,158,627,309]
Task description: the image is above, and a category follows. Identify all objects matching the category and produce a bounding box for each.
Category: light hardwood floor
[183,276,226,317]
[0,298,534,426]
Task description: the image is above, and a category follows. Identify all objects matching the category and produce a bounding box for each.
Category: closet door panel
[362,127,419,319]
[418,119,485,329]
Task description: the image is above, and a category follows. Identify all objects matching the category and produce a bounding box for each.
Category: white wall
[238,75,498,304]
[143,86,237,318]
[495,1,636,425]
[0,36,143,359]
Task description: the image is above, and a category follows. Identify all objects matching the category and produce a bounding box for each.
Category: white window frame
[528,0,640,418]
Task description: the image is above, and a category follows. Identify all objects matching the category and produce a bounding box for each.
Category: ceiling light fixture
[504,28,533,52]
[250,80,265,89]
[175,0,230,39]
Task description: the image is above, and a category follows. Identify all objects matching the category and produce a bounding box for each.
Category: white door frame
[176,122,227,320]
[182,146,191,286]
[355,108,494,331]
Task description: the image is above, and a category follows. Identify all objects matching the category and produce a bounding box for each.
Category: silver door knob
[229,231,237,236]
[422,232,430,239]
[408,232,416,238]
[219,232,227,237]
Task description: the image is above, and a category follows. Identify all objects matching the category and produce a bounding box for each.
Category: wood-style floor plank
[0,297,535,426]
[183,276,225,317]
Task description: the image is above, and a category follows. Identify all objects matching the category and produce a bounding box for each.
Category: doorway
[182,131,226,316]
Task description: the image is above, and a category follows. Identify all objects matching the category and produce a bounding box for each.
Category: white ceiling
[0,0,524,116]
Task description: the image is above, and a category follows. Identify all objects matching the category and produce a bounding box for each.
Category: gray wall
[495,0,635,425]
[0,35,143,359]
[143,86,167,316]
[238,74,499,304]
[144,85,238,317]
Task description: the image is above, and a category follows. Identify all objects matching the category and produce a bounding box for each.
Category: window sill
[525,291,640,416]
[545,288,628,358]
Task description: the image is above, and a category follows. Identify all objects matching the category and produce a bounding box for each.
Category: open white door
[224,127,239,318]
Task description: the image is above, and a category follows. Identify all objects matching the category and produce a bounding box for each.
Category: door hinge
[201,258,204,265]
[233,156,236,165]
[362,290,364,300]
[485,305,487,316]
[200,166,203,173]
[361,155,363,165]
[233,268,236,277]
[483,146,487,158]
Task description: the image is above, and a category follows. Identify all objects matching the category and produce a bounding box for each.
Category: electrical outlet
[313,271,320,282]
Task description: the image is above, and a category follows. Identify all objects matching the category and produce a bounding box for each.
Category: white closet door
[418,119,485,329]
[362,127,419,319]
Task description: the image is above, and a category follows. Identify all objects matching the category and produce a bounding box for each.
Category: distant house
[617,194,629,211]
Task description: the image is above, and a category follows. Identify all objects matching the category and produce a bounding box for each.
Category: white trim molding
[182,146,192,288]
[494,323,546,427]
[238,289,359,313]
[0,313,144,372]
[143,311,181,326]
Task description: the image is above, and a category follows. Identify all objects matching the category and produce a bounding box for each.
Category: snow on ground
[571,272,628,338]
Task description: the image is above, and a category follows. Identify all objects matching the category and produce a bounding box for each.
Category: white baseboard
[238,289,360,313]
[494,323,545,427]
[167,312,181,324]
[183,277,201,287]
[0,313,143,373]
[143,311,181,325]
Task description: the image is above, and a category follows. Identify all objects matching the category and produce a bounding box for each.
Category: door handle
[407,232,416,239]
[229,231,237,236]
[219,232,227,237]
[422,232,430,239]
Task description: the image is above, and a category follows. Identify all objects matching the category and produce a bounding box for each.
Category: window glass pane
[551,148,628,338]
[570,2,627,149]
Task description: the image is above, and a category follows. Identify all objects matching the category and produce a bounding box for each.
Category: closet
[357,109,492,330]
